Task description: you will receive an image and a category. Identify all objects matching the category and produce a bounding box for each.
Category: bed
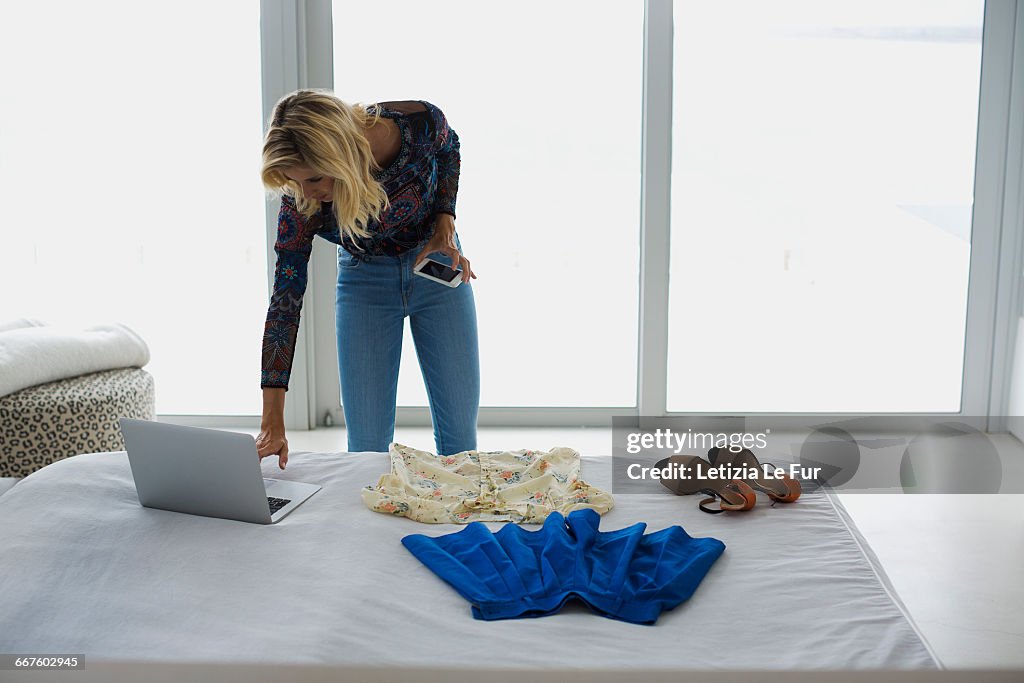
[0,446,942,682]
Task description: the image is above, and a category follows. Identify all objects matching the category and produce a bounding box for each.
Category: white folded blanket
[0,318,46,334]
[0,323,150,398]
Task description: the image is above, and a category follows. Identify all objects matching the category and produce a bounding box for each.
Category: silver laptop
[119,418,321,524]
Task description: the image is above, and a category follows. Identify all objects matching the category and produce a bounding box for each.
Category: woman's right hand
[256,422,289,470]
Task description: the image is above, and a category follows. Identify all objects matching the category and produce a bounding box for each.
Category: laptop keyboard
[268,496,292,514]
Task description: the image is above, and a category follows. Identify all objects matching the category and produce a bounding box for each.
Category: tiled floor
[242,424,1024,670]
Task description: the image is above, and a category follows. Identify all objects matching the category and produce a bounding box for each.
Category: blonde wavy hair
[261,89,390,243]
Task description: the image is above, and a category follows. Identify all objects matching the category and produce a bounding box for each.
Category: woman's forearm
[261,387,286,427]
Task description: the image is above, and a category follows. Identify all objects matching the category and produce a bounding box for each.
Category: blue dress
[401,508,725,625]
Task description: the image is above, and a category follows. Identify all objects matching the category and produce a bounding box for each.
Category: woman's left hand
[416,213,477,283]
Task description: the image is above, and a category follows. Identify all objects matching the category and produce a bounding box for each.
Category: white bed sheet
[0,449,940,671]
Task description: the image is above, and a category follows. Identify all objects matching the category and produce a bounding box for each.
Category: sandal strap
[707,447,733,466]
[698,495,726,514]
[698,483,748,513]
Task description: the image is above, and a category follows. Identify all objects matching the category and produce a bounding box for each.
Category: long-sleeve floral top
[261,100,461,390]
[363,443,616,524]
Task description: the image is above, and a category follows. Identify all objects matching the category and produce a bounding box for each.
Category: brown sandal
[707,447,801,504]
[654,455,757,514]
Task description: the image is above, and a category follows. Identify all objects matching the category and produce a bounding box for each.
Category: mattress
[0,448,939,673]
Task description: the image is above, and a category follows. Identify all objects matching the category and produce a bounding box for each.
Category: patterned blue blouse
[261,100,461,390]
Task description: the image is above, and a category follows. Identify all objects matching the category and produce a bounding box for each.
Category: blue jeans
[335,237,479,455]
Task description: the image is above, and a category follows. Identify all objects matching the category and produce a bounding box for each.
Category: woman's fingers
[453,251,476,281]
[442,247,475,282]
[256,430,288,470]
[417,241,454,267]
[459,256,473,282]
[417,243,476,282]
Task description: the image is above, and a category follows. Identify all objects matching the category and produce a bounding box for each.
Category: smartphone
[414,257,463,288]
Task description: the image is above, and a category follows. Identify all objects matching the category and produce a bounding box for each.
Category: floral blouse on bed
[362,443,615,524]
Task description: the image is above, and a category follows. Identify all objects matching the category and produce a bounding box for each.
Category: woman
[257,90,479,467]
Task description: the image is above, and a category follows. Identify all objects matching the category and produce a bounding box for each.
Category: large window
[666,0,984,412]
[331,0,644,408]
[0,1,267,415]
[3,1,1005,424]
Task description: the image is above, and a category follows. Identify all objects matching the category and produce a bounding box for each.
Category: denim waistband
[339,233,463,265]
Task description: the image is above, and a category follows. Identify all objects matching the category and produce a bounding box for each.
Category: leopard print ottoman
[0,368,155,477]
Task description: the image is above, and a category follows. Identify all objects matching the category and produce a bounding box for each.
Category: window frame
[165,0,1024,433]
